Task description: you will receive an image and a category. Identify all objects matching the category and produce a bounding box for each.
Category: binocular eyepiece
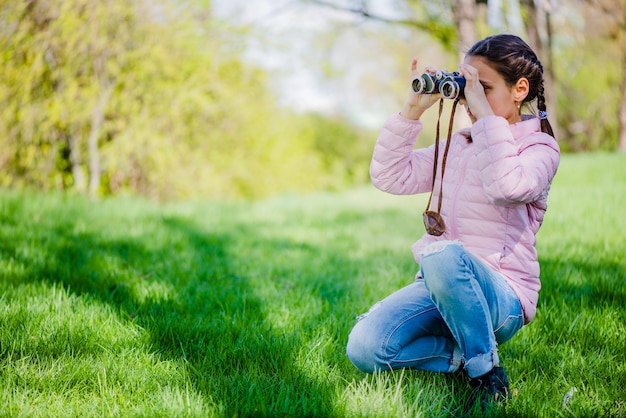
[411,71,466,100]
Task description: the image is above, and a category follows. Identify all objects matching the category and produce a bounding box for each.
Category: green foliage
[0,0,374,200]
[1,0,624,201]
[554,38,622,152]
[0,153,625,416]
[302,113,372,189]
[405,0,458,51]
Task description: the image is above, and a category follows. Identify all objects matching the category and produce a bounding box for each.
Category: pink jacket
[371,113,560,324]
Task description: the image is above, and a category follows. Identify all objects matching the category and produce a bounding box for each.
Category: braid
[526,56,555,139]
[536,79,555,138]
[536,80,547,113]
[522,57,542,105]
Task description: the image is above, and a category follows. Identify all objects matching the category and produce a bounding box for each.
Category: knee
[346,325,377,373]
[420,240,463,264]
[346,322,389,373]
[420,241,464,294]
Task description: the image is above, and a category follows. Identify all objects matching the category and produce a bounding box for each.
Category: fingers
[411,58,419,76]
[459,63,477,80]
[424,66,437,75]
[411,58,438,77]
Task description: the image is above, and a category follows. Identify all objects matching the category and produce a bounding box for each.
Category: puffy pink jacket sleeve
[370,113,435,195]
[471,116,560,206]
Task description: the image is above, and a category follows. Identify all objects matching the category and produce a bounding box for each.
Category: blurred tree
[0,0,374,199]
[454,0,478,60]
[308,0,457,51]
[583,0,626,152]
[307,0,556,121]
[549,0,624,151]
[519,0,557,136]
[2,0,622,201]
[0,0,145,195]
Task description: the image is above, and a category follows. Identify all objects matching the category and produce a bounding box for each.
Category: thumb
[411,58,420,77]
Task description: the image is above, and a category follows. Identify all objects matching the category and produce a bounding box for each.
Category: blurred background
[0,0,624,200]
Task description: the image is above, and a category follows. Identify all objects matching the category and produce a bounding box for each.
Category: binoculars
[412,71,466,100]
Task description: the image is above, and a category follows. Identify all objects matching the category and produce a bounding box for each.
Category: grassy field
[0,152,625,417]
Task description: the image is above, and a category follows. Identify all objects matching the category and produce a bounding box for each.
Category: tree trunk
[88,86,113,197]
[68,133,86,192]
[454,0,477,62]
[584,0,626,151]
[505,0,524,33]
[618,48,626,152]
[522,0,558,137]
[617,8,626,152]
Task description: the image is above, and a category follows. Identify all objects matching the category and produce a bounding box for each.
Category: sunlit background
[1,2,625,417]
[0,0,623,200]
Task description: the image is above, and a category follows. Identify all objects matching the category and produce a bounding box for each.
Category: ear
[513,77,530,102]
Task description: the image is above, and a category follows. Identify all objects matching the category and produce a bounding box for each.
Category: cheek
[489,92,512,111]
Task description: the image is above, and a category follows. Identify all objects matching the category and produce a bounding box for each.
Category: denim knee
[420,241,465,297]
[346,324,382,373]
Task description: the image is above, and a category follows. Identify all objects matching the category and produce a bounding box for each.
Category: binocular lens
[412,74,436,94]
[440,78,465,100]
[440,81,458,99]
[412,77,426,94]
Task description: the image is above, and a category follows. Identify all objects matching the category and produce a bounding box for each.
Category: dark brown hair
[466,34,555,138]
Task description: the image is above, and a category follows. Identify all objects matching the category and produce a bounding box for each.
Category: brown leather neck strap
[425,98,460,214]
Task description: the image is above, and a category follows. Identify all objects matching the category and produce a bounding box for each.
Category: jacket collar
[511,115,542,139]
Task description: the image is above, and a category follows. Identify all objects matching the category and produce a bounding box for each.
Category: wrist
[400,103,426,120]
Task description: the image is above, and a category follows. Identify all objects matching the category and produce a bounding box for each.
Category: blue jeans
[346,241,524,378]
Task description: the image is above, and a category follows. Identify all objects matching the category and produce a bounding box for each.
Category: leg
[419,241,524,379]
[346,280,462,373]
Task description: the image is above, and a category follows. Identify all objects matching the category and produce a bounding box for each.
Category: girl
[346,34,560,402]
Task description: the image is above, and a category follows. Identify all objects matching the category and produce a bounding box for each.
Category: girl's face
[462,56,525,125]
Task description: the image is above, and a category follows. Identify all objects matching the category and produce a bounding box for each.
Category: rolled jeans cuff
[464,349,500,378]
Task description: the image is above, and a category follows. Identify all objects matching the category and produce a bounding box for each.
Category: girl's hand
[400,58,441,120]
[458,63,494,120]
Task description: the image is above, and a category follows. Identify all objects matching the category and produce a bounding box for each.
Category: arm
[371,58,442,195]
[471,116,560,205]
[370,114,435,195]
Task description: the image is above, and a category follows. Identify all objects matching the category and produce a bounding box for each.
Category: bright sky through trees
[211,0,414,128]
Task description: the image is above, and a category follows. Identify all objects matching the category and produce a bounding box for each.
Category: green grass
[0,152,625,417]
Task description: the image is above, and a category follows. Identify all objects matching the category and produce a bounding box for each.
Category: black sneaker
[470,366,511,402]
